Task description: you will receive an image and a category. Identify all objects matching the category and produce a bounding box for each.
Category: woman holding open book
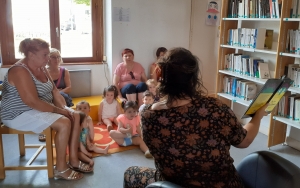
[123,47,268,188]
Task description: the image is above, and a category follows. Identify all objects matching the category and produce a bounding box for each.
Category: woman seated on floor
[113,48,148,107]
[149,47,167,82]
[1,38,93,180]
[123,47,268,188]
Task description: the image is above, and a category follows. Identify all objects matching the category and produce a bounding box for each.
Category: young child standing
[146,79,160,103]
[76,101,110,166]
[97,85,122,132]
[138,90,154,113]
[109,101,152,158]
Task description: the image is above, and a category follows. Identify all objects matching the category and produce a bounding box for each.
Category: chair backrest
[236,151,300,188]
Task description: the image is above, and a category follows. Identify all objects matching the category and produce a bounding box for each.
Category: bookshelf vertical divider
[216,0,300,148]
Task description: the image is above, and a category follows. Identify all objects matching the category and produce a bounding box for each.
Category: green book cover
[242,78,293,118]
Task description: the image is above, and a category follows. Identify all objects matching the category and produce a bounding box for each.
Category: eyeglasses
[50,56,61,60]
[129,71,135,79]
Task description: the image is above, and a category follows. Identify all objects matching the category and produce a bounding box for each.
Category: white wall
[105,0,191,79]
[189,0,220,95]
[0,0,218,96]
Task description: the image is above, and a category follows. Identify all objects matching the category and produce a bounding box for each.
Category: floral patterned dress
[124,96,246,188]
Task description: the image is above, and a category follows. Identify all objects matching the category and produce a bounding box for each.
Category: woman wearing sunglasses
[113,48,147,106]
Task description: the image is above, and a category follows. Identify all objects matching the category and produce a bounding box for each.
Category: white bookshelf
[273,116,300,129]
[223,18,280,21]
[217,93,251,106]
[218,70,267,84]
[288,87,300,93]
[220,44,277,54]
[279,52,300,58]
[217,0,299,147]
[283,18,300,22]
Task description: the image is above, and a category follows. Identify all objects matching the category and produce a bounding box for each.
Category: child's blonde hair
[79,112,87,125]
[146,79,157,86]
[76,100,90,109]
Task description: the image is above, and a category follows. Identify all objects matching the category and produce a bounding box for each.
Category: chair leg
[0,134,5,179]
[18,134,25,156]
[45,128,54,178]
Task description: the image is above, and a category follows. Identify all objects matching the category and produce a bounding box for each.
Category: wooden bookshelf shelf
[223,18,281,21]
[220,44,277,54]
[218,70,267,84]
[217,93,251,106]
[273,116,300,129]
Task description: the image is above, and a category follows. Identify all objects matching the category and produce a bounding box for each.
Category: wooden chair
[0,125,54,179]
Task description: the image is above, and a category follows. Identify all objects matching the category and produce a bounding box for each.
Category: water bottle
[126,124,132,138]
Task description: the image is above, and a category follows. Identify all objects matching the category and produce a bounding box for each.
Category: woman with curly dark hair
[123,47,268,188]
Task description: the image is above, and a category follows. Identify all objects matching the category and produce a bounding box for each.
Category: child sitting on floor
[138,90,154,113]
[76,101,110,166]
[146,79,160,103]
[109,101,152,158]
[97,85,122,132]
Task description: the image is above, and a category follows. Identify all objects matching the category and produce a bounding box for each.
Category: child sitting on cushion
[109,101,152,158]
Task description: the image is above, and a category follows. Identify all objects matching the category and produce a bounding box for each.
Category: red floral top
[141,96,247,188]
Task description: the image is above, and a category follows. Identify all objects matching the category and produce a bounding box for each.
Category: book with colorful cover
[242,77,293,118]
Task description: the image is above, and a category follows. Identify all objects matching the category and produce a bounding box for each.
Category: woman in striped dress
[0,38,92,180]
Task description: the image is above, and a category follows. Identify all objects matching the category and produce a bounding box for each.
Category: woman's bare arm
[113,74,125,101]
[235,104,268,148]
[60,68,71,93]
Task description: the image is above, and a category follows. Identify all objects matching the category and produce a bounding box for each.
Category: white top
[102,99,118,119]
[139,104,146,112]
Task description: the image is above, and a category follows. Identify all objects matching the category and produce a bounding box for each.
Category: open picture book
[242,77,293,119]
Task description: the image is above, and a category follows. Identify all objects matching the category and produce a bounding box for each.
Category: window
[0,0,103,66]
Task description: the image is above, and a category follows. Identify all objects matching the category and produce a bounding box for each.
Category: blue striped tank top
[1,62,53,120]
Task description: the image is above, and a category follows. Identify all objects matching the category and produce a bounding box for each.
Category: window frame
[0,0,103,66]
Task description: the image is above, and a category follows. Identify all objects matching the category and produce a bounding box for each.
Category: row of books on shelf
[285,29,300,54]
[290,0,300,18]
[223,76,258,101]
[285,64,300,88]
[224,53,270,79]
[227,0,281,18]
[227,28,273,49]
[278,94,300,121]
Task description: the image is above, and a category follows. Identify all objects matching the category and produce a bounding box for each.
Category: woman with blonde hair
[1,38,93,180]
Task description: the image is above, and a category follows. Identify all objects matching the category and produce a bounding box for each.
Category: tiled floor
[0,133,300,188]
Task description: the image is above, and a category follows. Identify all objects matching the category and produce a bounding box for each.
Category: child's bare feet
[103,145,110,154]
[107,125,113,132]
[89,159,94,167]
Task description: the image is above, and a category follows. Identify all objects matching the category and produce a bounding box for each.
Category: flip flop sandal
[38,134,46,142]
[54,167,83,180]
[68,161,93,173]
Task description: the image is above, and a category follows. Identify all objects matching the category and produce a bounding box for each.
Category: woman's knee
[51,116,71,132]
[136,82,147,93]
[122,84,136,94]
[72,111,82,127]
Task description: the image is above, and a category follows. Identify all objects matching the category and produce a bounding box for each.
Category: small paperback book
[242,77,293,118]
